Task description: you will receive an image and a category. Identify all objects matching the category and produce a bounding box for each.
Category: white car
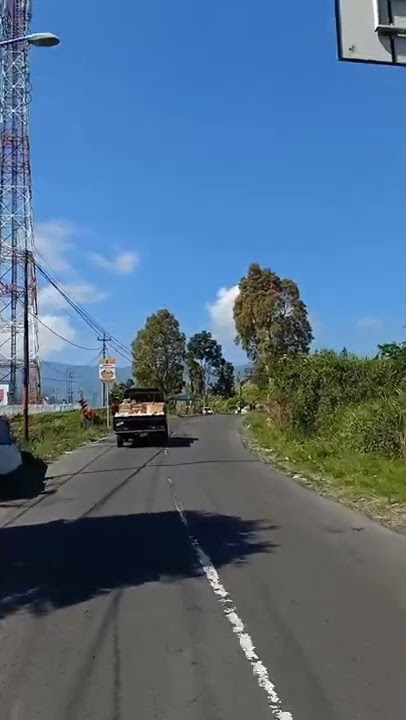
[202,407,214,415]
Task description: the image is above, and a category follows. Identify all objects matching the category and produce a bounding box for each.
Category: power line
[89,349,103,365]
[35,314,100,351]
[41,376,81,384]
[107,343,132,365]
[35,247,108,336]
[36,261,129,353]
[35,260,132,361]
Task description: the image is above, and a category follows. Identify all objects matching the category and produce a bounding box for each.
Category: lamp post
[0,32,60,48]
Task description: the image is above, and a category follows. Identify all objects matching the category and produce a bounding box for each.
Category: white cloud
[38,282,108,312]
[34,219,78,273]
[89,250,139,275]
[0,314,77,362]
[207,285,240,345]
[356,316,383,332]
[3,218,136,360]
[31,218,111,357]
[38,315,77,355]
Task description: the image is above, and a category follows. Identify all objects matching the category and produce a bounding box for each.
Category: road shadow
[0,510,279,619]
[0,451,47,501]
[167,435,198,448]
[129,435,198,449]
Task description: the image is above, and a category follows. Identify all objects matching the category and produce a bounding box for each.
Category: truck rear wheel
[116,435,123,448]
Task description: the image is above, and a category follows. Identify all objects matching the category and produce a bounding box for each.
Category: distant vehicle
[202,407,214,415]
[112,387,168,447]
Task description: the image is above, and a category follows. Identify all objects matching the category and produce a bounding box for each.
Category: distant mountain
[40,361,132,406]
[38,361,251,406]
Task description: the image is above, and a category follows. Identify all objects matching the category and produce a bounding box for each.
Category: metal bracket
[373,0,406,35]
[375,23,406,35]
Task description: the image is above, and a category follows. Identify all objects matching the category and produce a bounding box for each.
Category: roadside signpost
[99,357,116,384]
[99,357,116,428]
[335,0,406,65]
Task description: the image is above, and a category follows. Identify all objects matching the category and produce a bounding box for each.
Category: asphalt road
[1,416,405,720]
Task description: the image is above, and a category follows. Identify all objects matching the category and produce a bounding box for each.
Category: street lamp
[0,32,60,48]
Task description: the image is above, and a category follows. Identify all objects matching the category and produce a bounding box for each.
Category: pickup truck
[112,387,168,447]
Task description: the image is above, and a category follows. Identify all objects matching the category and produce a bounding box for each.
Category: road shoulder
[241,416,406,534]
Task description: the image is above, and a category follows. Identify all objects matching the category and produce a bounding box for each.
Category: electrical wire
[88,349,103,366]
[41,376,81,384]
[36,261,128,353]
[35,260,132,361]
[35,249,109,340]
[33,255,132,362]
[106,344,132,364]
[35,314,100,351]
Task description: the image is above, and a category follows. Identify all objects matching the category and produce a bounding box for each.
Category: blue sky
[30,0,404,365]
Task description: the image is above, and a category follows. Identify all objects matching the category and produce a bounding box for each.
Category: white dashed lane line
[167,476,293,720]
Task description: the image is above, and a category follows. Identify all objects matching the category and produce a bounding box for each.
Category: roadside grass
[245,412,405,530]
[10,410,108,462]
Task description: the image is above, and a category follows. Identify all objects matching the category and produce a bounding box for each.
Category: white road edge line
[167,477,293,720]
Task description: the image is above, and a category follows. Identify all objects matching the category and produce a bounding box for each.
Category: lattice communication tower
[0,0,41,404]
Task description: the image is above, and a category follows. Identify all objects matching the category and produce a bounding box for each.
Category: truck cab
[112,387,168,447]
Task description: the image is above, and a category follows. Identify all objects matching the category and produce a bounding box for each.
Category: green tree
[233,263,313,364]
[377,341,406,366]
[187,331,223,403]
[240,380,263,407]
[377,341,406,391]
[212,359,235,398]
[110,378,133,404]
[132,309,186,398]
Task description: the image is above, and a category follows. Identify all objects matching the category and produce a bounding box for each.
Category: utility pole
[65,370,74,405]
[23,249,29,442]
[98,332,111,408]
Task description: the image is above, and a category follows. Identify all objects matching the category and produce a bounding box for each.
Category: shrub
[325,396,404,459]
[268,350,403,436]
[209,396,238,413]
